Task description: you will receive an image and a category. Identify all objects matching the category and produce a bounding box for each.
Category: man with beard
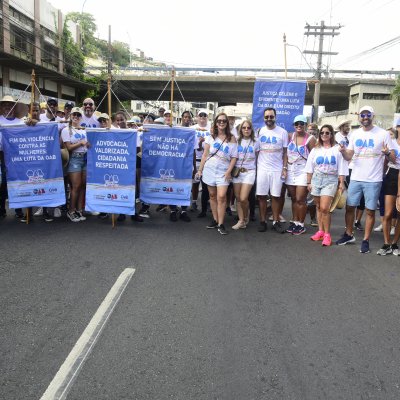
[80,98,99,128]
[256,107,288,234]
[336,106,395,253]
[40,97,62,122]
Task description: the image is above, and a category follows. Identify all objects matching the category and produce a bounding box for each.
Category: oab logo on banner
[252,80,307,131]
[86,129,137,215]
[1,123,65,208]
[140,125,195,206]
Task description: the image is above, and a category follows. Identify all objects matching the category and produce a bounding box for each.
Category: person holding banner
[61,107,89,222]
[285,115,317,235]
[256,107,289,234]
[80,98,99,128]
[197,112,238,235]
[232,120,259,230]
[305,124,347,246]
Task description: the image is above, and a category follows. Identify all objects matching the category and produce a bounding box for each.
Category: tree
[111,41,130,66]
[66,12,97,56]
[392,75,400,112]
[61,21,85,79]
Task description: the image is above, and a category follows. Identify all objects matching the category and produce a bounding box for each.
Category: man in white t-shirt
[336,105,395,253]
[80,98,99,128]
[256,107,288,234]
[40,97,62,123]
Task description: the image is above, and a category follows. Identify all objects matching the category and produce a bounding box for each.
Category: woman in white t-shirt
[232,120,259,230]
[61,107,89,222]
[305,124,347,246]
[197,112,238,235]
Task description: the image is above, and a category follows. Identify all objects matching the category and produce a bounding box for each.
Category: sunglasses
[294,121,305,126]
[98,118,107,123]
[360,113,372,118]
[83,102,94,106]
[242,126,251,130]
[216,119,227,124]
[198,113,207,117]
[264,115,275,120]
[320,131,331,135]
[72,112,81,117]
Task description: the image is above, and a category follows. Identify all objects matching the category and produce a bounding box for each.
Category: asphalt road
[1,205,400,400]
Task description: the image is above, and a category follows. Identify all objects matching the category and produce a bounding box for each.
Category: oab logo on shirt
[288,142,306,155]
[260,136,277,144]
[355,138,374,148]
[237,145,255,153]
[316,156,336,165]
[213,142,229,154]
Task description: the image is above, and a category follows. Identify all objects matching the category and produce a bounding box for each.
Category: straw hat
[60,148,69,168]
[336,119,351,131]
[330,188,347,213]
[0,95,16,104]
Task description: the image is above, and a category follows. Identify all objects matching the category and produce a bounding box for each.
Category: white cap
[359,105,374,114]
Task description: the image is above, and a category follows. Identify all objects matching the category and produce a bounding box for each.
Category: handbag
[232,142,250,178]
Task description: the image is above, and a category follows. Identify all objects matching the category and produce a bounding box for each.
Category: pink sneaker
[322,233,332,246]
[310,230,324,241]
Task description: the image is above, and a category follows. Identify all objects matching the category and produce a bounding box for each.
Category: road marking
[40,267,136,400]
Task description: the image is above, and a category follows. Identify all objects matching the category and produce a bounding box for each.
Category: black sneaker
[20,214,28,223]
[377,244,392,256]
[15,212,24,219]
[197,211,207,218]
[170,211,178,222]
[179,211,191,222]
[258,221,267,232]
[43,212,54,222]
[156,205,167,212]
[272,221,285,234]
[131,214,144,222]
[354,220,364,231]
[286,221,296,233]
[138,206,150,218]
[98,212,109,219]
[207,220,218,229]
[217,224,228,235]
[360,239,370,254]
[117,214,126,222]
[391,243,399,256]
[336,232,356,245]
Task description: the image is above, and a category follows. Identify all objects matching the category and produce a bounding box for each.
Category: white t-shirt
[193,125,211,160]
[61,126,88,153]
[287,133,314,167]
[235,138,260,170]
[348,125,394,182]
[80,114,99,128]
[305,145,348,176]
[0,116,23,151]
[40,113,62,123]
[257,125,288,172]
[205,136,238,166]
[388,138,400,170]
[335,131,353,170]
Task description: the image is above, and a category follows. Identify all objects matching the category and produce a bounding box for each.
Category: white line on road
[40,267,136,400]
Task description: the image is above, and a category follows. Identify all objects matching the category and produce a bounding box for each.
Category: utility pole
[303,21,341,122]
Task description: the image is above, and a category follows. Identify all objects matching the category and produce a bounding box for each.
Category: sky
[49,0,400,73]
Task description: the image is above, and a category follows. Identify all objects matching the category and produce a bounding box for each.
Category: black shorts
[383,167,399,196]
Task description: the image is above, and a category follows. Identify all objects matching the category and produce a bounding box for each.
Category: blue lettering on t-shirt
[355,138,375,148]
[316,155,336,165]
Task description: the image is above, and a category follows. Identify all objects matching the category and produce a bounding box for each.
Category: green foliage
[61,21,85,79]
[66,12,98,56]
[391,75,400,112]
[111,41,130,66]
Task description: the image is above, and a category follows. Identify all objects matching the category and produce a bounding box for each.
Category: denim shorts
[347,180,382,210]
[68,153,87,173]
[311,173,338,197]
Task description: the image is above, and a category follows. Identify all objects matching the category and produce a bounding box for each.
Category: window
[363,93,391,100]
[136,104,142,110]
[350,93,359,103]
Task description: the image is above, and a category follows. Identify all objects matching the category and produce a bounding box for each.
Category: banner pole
[170,67,174,126]
[27,69,36,224]
[283,34,288,80]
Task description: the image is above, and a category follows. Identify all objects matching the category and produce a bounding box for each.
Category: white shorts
[256,170,283,197]
[202,164,231,187]
[232,169,256,185]
[286,167,307,187]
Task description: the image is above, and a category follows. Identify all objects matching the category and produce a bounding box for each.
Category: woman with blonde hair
[197,112,238,235]
[232,120,259,229]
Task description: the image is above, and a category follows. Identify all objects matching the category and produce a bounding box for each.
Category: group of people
[1,94,400,255]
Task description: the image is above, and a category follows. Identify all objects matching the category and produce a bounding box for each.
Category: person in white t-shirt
[39,97,62,123]
[232,120,259,230]
[197,112,238,235]
[80,98,99,128]
[336,105,395,254]
[256,107,289,234]
[305,124,347,246]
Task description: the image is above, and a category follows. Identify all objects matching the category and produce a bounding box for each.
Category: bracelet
[283,166,288,170]
[307,182,311,184]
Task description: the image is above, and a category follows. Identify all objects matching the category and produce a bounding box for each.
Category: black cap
[64,101,74,109]
[47,97,58,105]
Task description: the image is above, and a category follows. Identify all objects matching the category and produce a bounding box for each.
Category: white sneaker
[34,207,43,216]
[374,224,383,232]
[53,207,62,218]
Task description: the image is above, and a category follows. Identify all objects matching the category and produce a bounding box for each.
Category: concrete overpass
[99,67,399,112]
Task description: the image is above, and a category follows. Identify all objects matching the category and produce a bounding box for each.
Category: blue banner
[86,129,137,215]
[1,123,65,208]
[252,80,307,131]
[140,125,195,206]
